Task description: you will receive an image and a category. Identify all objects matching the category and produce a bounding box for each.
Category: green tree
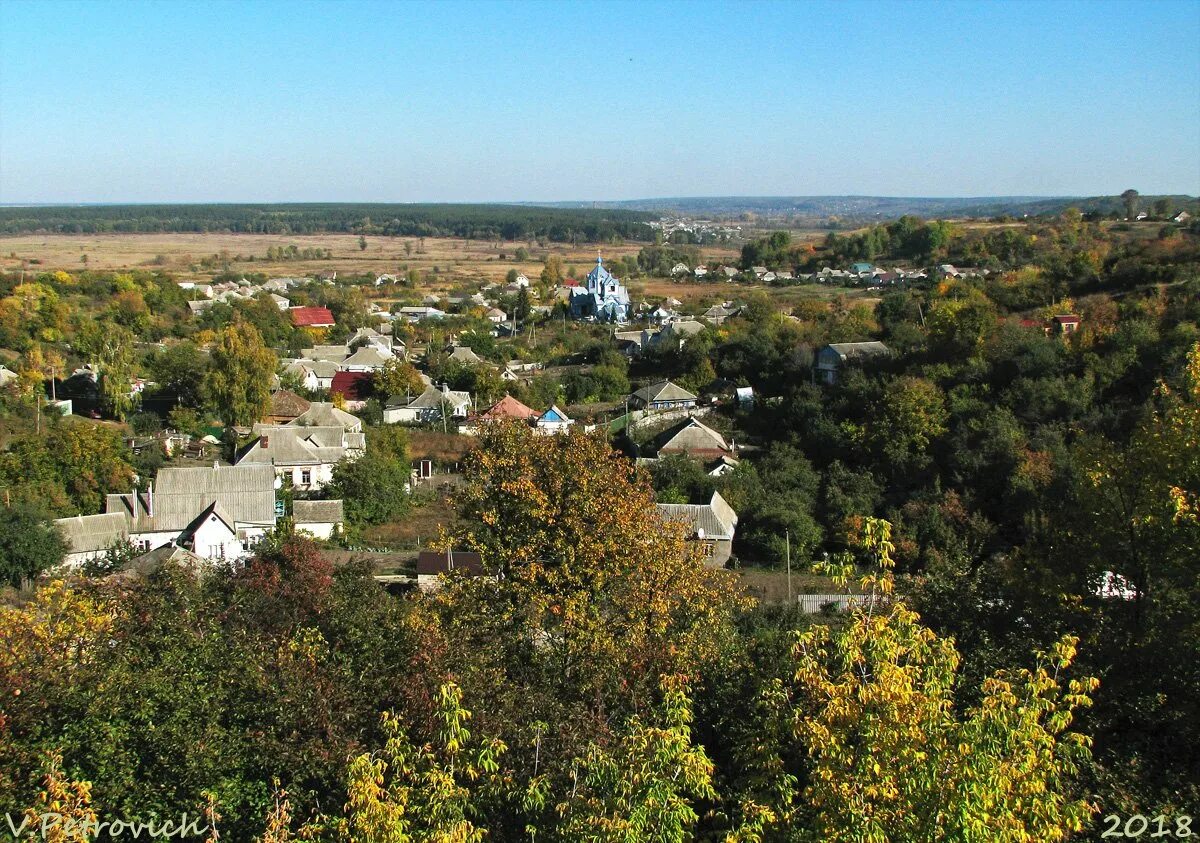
[77,319,138,420]
[0,507,65,586]
[149,341,208,408]
[1120,189,1140,219]
[203,321,278,428]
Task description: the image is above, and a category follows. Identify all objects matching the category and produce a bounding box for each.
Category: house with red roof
[330,371,373,410]
[290,306,335,328]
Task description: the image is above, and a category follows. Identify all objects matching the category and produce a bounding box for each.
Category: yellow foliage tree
[795,519,1099,842]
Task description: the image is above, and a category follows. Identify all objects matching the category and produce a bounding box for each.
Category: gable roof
[290,306,336,327]
[301,345,351,362]
[448,345,485,365]
[238,425,362,468]
[105,464,278,531]
[331,371,373,401]
[269,389,311,419]
[653,417,730,456]
[390,384,472,410]
[632,380,698,404]
[538,404,572,423]
[340,346,391,368]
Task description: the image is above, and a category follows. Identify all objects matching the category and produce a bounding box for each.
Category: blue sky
[1,0,1197,203]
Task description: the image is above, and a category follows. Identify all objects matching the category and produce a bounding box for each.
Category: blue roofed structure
[569,255,631,322]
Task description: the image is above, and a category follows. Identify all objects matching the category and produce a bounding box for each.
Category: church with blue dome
[569,255,631,323]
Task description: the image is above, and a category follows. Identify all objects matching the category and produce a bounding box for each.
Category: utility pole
[786,529,792,604]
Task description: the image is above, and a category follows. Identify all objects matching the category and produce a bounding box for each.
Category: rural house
[237,424,365,490]
[630,380,698,411]
[290,306,336,329]
[656,491,739,568]
[62,464,281,565]
[813,342,892,385]
[384,383,473,424]
[293,499,346,540]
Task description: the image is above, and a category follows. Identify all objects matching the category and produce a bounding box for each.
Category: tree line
[0,203,657,242]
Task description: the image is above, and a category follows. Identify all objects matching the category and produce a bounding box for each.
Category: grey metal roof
[293,499,344,524]
[656,491,738,540]
[105,464,277,531]
[55,512,129,554]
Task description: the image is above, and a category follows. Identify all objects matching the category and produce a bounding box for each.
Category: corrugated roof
[105,464,277,531]
[55,512,129,554]
[656,491,738,540]
[238,425,358,468]
[341,346,391,368]
[654,417,730,455]
[290,306,336,327]
[293,499,345,524]
[331,371,373,400]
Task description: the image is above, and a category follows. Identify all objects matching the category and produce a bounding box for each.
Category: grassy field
[0,232,741,288]
[736,568,863,604]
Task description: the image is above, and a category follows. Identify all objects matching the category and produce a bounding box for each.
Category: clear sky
[1,0,1198,203]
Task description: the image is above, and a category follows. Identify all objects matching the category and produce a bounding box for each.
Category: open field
[0,232,741,288]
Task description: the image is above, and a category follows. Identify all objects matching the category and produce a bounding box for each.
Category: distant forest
[547,194,1200,220]
[0,203,657,242]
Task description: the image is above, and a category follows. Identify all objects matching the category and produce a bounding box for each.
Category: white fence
[795,593,886,614]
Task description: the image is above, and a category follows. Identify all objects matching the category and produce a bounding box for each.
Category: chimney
[146,481,153,518]
[441,382,449,394]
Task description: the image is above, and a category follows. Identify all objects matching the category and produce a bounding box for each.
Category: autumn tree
[540,254,565,287]
[373,358,425,399]
[440,422,744,712]
[789,519,1100,842]
[203,321,277,428]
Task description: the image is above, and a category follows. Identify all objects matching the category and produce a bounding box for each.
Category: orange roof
[478,394,538,420]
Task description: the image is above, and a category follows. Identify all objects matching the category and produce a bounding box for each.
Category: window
[300,470,312,487]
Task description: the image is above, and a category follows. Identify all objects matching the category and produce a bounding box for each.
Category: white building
[237,424,365,490]
[56,465,281,566]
